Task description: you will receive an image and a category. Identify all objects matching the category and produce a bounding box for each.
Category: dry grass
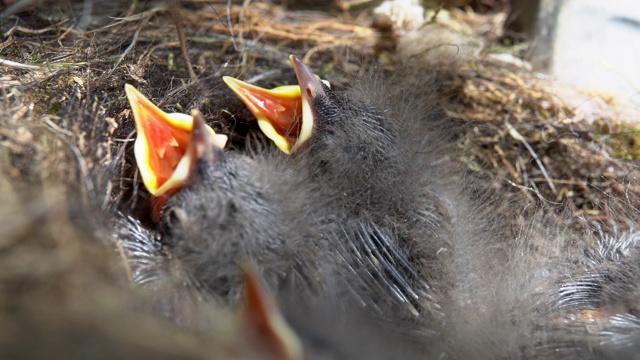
[445,59,640,231]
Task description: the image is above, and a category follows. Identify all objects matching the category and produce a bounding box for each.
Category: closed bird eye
[163,207,189,233]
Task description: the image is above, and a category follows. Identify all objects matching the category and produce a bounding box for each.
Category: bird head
[222,56,331,155]
[225,57,407,215]
[125,84,228,219]
[223,56,399,176]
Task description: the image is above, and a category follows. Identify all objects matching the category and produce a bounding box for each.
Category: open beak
[242,264,303,360]
[222,56,328,154]
[222,77,302,154]
[125,84,228,199]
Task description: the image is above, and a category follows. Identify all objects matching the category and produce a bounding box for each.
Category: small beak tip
[190,110,206,132]
[124,84,146,108]
[222,76,234,86]
[124,84,135,99]
[289,55,324,100]
[124,83,139,95]
[222,76,247,94]
[289,54,300,65]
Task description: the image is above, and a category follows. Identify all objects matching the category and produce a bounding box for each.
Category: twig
[0,58,41,70]
[238,0,252,67]
[111,21,144,71]
[3,23,62,37]
[94,3,166,31]
[222,0,239,51]
[44,118,74,137]
[505,179,558,204]
[171,0,197,81]
[505,119,558,194]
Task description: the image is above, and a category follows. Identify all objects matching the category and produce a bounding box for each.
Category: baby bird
[224,56,462,336]
[125,84,334,305]
[223,56,412,210]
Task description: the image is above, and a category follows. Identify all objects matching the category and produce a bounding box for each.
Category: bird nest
[1,0,639,234]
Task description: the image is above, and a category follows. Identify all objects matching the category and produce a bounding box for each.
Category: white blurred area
[550,0,640,107]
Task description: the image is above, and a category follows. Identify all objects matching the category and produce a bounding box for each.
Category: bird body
[224,56,467,336]
[158,135,331,303]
